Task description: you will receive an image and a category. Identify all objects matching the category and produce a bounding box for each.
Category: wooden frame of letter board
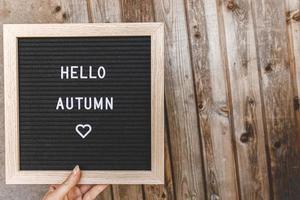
[4,23,164,184]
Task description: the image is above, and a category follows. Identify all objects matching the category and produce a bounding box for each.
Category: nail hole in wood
[194,32,201,38]
[248,97,255,105]
[265,63,272,72]
[198,101,204,110]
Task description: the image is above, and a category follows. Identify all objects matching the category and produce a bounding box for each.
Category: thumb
[49,165,81,199]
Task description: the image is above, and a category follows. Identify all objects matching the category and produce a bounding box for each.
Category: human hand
[42,165,108,200]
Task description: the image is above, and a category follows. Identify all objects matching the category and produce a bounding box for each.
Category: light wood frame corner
[4,23,164,184]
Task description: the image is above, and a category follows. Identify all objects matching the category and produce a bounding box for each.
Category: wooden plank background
[0,0,299,199]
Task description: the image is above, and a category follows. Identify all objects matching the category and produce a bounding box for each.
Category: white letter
[66,97,73,110]
[98,66,106,79]
[61,66,69,79]
[84,97,92,110]
[71,66,78,79]
[80,66,87,79]
[106,97,113,110]
[75,97,83,110]
[94,97,103,110]
[89,66,97,79]
[56,97,64,110]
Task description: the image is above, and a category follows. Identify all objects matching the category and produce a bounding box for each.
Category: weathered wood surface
[220,0,271,199]
[251,0,300,199]
[185,0,239,199]
[1,0,300,199]
[285,0,300,200]
[286,0,300,150]
[153,0,207,199]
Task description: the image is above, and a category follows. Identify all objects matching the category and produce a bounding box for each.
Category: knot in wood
[54,6,61,13]
[292,10,300,21]
[247,97,255,105]
[240,133,249,143]
[62,12,68,20]
[218,105,229,117]
[198,100,205,111]
[265,63,272,72]
[274,141,281,149]
[226,0,237,11]
[287,10,300,22]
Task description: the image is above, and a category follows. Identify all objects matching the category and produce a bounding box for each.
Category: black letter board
[18,36,151,170]
[4,23,164,184]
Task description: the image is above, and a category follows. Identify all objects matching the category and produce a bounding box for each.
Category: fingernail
[73,165,80,175]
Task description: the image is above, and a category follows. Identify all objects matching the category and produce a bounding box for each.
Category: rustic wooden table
[0,0,299,199]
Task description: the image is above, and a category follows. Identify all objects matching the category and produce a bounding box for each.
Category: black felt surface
[18,37,151,170]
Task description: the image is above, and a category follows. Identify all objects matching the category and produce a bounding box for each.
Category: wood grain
[112,185,144,200]
[120,0,154,22]
[3,23,163,37]
[153,0,206,199]
[88,0,121,23]
[286,0,300,198]
[220,0,271,199]
[251,0,300,198]
[185,0,239,198]
[59,0,89,23]
[286,0,300,145]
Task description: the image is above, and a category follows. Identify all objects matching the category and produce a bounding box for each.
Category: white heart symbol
[75,124,92,139]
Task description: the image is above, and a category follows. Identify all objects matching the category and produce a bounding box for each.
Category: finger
[51,184,60,189]
[42,186,56,200]
[83,185,108,200]
[67,186,82,200]
[79,185,93,193]
[49,165,81,199]
[49,184,59,191]
[49,185,56,192]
